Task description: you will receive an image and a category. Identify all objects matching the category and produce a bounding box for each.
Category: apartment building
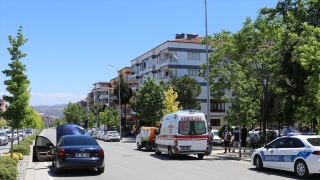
[91,81,114,107]
[128,33,232,129]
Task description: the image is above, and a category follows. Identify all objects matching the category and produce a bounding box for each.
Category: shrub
[5,153,19,163]
[0,156,17,166]
[19,141,31,147]
[22,138,33,145]
[16,153,24,160]
[0,156,18,180]
[9,144,30,155]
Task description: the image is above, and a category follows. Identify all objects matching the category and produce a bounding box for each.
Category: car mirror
[46,143,54,150]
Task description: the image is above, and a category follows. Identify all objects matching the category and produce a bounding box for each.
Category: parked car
[26,128,33,134]
[0,131,8,145]
[93,131,101,139]
[95,131,103,139]
[103,131,120,142]
[97,131,106,140]
[211,129,223,144]
[265,130,278,143]
[33,135,105,174]
[18,130,26,138]
[247,132,261,148]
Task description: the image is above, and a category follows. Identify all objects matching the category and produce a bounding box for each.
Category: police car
[251,132,320,178]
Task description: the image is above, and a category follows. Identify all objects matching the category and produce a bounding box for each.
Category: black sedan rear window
[307,138,320,146]
[63,136,97,146]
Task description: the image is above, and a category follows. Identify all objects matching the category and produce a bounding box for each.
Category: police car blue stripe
[259,150,312,162]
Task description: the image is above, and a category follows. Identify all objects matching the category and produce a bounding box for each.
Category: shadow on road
[248,168,320,180]
[149,153,205,161]
[45,165,102,177]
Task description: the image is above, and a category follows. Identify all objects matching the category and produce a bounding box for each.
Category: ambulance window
[194,121,206,134]
[178,121,190,135]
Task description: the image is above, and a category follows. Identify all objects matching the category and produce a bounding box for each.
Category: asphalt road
[27,129,320,180]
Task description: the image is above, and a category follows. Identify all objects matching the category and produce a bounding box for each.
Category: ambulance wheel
[136,142,141,150]
[155,145,162,155]
[295,160,309,178]
[255,155,263,170]
[168,147,175,159]
[197,154,204,160]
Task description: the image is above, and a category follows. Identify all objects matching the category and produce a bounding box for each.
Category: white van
[154,110,208,159]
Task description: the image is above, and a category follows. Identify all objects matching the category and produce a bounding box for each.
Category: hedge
[9,143,30,155]
[5,153,19,163]
[0,156,18,180]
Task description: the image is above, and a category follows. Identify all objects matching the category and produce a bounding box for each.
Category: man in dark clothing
[241,125,248,152]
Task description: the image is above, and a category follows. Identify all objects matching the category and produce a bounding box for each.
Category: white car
[211,129,223,144]
[251,132,320,178]
[103,131,120,142]
[99,131,108,140]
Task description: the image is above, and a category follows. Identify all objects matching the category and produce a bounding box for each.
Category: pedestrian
[222,126,232,153]
[232,127,240,152]
[131,129,135,138]
[207,127,214,155]
[241,125,248,152]
[284,125,293,136]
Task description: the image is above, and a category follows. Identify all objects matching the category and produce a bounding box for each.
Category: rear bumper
[173,146,206,155]
[57,158,104,169]
[107,137,120,140]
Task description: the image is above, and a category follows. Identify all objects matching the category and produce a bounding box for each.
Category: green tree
[290,23,320,128]
[63,102,86,124]
[1,26,31,157]
[260,0,320,128]
[113,78,133,129]
[162,86,181,115]
[0,119,7,127]
[168,75,201,109]
[54,118,67,126]
[88,112,95,129]
[135,76,165,126]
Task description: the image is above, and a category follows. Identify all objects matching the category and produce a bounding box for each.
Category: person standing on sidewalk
[223,126,232,153]
[232,127,240,152]
[241,125,248,152]
[207,127,214,155]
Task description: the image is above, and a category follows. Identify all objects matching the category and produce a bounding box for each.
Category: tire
[155,145,162,155]
[295,160,309,178]
[53,162,60,174]
[168,147,175,159]
[97,166,105,174]
[137,142,141,150]
[255,155,263,170]
[197,154,204,160]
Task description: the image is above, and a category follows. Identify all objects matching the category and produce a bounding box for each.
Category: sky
[0,0,278,106]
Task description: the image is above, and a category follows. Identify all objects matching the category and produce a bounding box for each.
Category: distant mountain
[33,104,67,118]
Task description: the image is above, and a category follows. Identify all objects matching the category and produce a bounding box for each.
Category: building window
[187,52,200,60]
[210,100,225,112]
[188,69,200,77]
[210,119,220,126]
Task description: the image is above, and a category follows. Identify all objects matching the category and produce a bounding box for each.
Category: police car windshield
[307,138,320,146]
[178,121,206,135]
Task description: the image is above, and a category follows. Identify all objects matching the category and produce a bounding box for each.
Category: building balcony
[99,95,112,99]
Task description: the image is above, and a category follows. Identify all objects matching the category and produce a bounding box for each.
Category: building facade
[128,33,232,129]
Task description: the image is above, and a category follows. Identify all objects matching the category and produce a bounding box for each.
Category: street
[24,129,320,180]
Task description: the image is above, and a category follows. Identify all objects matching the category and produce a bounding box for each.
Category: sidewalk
[209,148,253,162]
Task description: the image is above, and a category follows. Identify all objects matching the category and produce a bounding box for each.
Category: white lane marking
[115,165,135,173]
[44,162,54,180]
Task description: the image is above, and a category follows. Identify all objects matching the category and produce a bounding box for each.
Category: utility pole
[205,0,210,127]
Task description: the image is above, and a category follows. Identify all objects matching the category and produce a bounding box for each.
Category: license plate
[180,146,190,150]
[75,153,89,157]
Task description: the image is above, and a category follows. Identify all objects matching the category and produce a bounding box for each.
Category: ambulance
[154,110,208,159]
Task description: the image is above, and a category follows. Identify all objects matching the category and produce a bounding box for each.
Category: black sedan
[33,135,105,174]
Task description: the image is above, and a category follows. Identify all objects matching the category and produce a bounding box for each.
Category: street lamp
[205,0,210,127]
[108,64,122,140]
